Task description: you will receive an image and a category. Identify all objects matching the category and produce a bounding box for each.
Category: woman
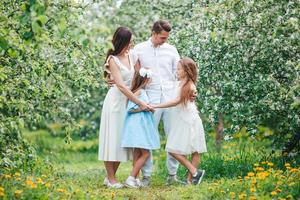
[98,27,151,188]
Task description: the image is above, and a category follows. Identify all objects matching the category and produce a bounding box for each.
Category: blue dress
[121,90,160,150]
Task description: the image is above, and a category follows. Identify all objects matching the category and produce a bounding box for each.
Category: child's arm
[153,97,181,109]
[128,90,144,113]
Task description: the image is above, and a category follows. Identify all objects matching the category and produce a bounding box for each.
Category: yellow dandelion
[36,178,44,184]
[14,172,21,177]
[250,187,256,192]
[239,193,247,199]
[256,167,264,171]
[249,196,257,200]
[111,192,116,198]
[45,183,51,188]
[290,168,298,173]
[229,192,235,198]
[284,163,290,167]
[251,178,257,184]
[3,174,12,179]
[267,162,274,167]
[248,172,255,177]
[57,188,66,193]
[271,191,277,196]
[14,190,23,198]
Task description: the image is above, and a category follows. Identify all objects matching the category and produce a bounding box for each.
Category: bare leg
[131,149,150,178]
[113,162,120,175]
[169,152,197,175]
[104,161,119,184]
[187,153,200,182]
[133,149,141,178]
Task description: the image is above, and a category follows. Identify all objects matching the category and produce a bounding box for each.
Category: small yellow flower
[0,187,4,192]
[290,168,298,173]
[261,161,267,164]
[3,174,12,179]
[14,190,23,198]
[229,192,235,198]
[111,192,116,198]
[245,176,250,180]
[45,183,51,188]
[250,187,256,192]
[16,178,21,181]
[271,191,277,196]
[251,178,257,184]
[267,162,274,167]
[249,196,257,200]
[57,188,66,193]
[248,172,255,177]
[0,191,4,197]
[239,193,247,199]
[284,163,290,167]
[14,172,21,177]
[256,167,264,171]
[36,178,44,184]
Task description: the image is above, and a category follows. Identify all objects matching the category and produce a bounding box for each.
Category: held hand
[139,101,148,111]
[105,77,115,88]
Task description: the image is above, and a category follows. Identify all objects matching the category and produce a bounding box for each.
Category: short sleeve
[127,100,139,111]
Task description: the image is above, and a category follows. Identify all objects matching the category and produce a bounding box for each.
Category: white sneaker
[136,178,142,187]
[107,181,124,189]
[103,177,109,186]
[125,176,139,188]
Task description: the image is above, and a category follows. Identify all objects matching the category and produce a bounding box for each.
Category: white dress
[166,86,207,155]
[98,53,135,162]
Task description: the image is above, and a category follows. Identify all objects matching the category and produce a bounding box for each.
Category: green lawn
[0,129,299,199]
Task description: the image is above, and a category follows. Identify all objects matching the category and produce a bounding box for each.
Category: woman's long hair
[179,58,198,106]
[104,27,132,79]
[130,71,149,93]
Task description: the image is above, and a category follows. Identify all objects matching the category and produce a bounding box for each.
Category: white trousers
[141,91,179,177]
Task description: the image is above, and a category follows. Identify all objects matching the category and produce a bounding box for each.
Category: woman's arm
[108,58,148,110]
[153,97,181,109]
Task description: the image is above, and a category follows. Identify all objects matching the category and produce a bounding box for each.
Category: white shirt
[133,38,180,103]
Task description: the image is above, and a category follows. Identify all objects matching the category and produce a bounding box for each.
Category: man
[133,20,182,186]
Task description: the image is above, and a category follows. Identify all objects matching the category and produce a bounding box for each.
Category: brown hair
[104,27,132,79]
[179,58,198,106]
[131,71,150,93]
[152,20,172,34]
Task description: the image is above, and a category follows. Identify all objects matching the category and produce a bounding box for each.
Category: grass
[0,129,299,199]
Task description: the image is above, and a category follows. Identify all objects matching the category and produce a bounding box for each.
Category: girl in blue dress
[121,68,160,188]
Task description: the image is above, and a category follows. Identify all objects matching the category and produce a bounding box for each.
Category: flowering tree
[0,0,116,168]
[114,0,300,152]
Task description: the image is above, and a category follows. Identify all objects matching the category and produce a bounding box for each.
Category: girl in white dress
[153,57,207,185]
[98,27,152,188]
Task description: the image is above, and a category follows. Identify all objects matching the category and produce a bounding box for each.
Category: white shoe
[136,178,142,187]
[103,177,109,186]
[125,176,139,188]
[107,181,124,189]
